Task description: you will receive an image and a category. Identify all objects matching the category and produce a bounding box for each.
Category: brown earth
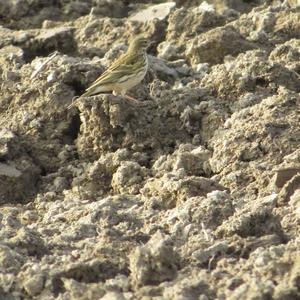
[0,0,299,299]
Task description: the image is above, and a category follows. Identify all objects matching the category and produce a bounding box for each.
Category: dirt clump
[0,1,300,299]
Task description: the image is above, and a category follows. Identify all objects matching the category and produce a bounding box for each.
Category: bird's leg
[124,94,141,104]
[113,90,142,106]
[125,94,152,107]
[67,96,80,109]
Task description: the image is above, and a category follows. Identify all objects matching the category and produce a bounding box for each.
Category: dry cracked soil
[0,0,300,299]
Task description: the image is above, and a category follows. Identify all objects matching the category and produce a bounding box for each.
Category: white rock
[194,1,215,13]
[129,2,176,22]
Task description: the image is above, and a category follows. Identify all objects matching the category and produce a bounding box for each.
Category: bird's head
[128,35,149,53]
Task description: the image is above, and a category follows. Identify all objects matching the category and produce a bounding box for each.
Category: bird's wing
[85,52,139,91]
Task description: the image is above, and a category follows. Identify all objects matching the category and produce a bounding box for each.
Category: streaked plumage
[68,35,149,109]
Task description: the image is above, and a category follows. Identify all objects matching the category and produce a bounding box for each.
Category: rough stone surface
[186,26,256,65]
[129,231,179,287]
[0,1,300,299]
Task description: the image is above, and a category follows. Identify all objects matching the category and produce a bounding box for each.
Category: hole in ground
[65,79,86,97]
[63,113,81,144]
[255,77,269,87]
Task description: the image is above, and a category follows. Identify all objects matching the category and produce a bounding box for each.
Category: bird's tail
[67,84,112,109]
[67,89,95,110]
[67,96,81,110]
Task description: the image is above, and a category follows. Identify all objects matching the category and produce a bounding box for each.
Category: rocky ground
[0,0,300,299]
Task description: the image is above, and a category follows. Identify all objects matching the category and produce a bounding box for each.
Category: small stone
[112,161,147,194]
[277,174,300,204]
[148,55,178,79]
[0,129,18,159]
[157,41,180,60]
[129,231,178,287]
[13,31,31,43]
[272,166,300,191]
[129,2,176,22]
[195,1,215,13]
[23,274,44,296]
[192,241,229,263]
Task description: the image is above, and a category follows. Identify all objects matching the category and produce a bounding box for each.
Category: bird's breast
[117,54,148,92]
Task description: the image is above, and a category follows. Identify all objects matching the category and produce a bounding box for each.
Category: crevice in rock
[63,113,81,145]
[65,78,86,97]
[39,166,47,177]
[255,77,269,87]
[51,277,65,297]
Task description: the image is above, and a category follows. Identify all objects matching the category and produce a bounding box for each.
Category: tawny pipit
[68,35,149,109]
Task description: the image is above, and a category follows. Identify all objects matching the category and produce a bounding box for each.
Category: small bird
[68,35,149,109]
